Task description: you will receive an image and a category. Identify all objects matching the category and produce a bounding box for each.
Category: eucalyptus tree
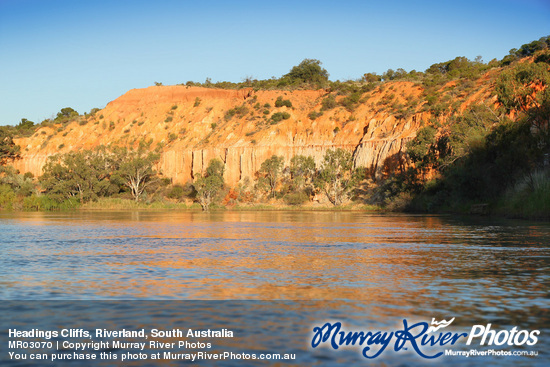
[257,155,284,198]
[315,149,363,206]
[193,158,225,211]
[112,147,160,202]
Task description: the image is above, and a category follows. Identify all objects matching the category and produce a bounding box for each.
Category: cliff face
[13,79,495,185]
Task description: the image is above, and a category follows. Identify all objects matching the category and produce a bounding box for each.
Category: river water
[0,211,548,366]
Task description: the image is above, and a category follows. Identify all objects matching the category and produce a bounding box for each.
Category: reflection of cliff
[13,80,494,184]
[69,211,432,302]
[9,211,549,325]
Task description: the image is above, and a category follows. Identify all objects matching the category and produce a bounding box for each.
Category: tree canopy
[315,149,362,206]
[54,107,79,124]
[193,158,225,211]
[112,147,160,202]
[282,59,329,88]
[257,155,284,198]
[39,147,120,203]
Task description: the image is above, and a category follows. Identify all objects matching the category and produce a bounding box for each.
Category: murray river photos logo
[311,318,540,359]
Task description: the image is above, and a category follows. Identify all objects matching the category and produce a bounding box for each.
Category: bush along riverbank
[0,145,376,212]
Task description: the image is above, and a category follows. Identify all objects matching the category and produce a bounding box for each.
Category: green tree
[406,125,437,167]
[206,158,224,178]
[444,105,501,167]
[363,72,381,83]
[281,155,316,205]
[314,149,361,206]
[0,166,36,197]
[0,127,20,165]
[289,155,316,193]
[40,148,115,203]
[16,118,35,136]
[515,36,549,57]
[112,147,160,202]
[54,107,79,124]
[257,155,284,198]
[193,158,225,211]
[382,68,395,81]
[282,59,329,88]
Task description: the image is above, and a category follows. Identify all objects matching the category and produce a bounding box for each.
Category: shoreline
[78,198,382,212]
[1,197,547,221]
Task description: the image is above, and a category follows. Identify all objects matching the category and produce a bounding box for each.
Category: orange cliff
[12,80,494,186]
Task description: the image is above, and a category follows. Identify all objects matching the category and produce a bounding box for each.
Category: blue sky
[0,0,548,125]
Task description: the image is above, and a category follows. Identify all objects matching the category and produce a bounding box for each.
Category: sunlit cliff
[13,76,496,185]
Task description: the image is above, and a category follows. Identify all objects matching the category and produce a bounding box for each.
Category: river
[1,211,548,366]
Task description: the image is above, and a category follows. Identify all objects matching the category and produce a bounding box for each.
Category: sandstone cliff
[13,79,496,185]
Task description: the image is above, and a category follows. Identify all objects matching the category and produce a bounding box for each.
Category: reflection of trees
[12,211,548,331]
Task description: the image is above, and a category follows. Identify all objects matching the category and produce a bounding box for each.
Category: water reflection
[1,211,549,326]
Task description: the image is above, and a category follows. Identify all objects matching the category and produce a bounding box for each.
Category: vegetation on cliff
[0,127,21,164]
[377,46,550,219]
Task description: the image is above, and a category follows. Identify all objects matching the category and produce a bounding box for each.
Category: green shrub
[165,116,173,123]
[166,185,185,200]
[275,96,292,108]
[23,194,42,211]
[225,109,236,120]
[23,194,76,211]
[0,184,16,210]
[308,111,323,120]
[503,170,550,219]
[270,112,291,124]
[284,191,309,205]
[224,105,249,121]
[321,94,338,110]
[340,91,362,111]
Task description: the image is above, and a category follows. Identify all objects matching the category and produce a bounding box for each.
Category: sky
[0,0,549,125]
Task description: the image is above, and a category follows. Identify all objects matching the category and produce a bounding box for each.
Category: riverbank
[2,193,547,221]
[79,198,381,212]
